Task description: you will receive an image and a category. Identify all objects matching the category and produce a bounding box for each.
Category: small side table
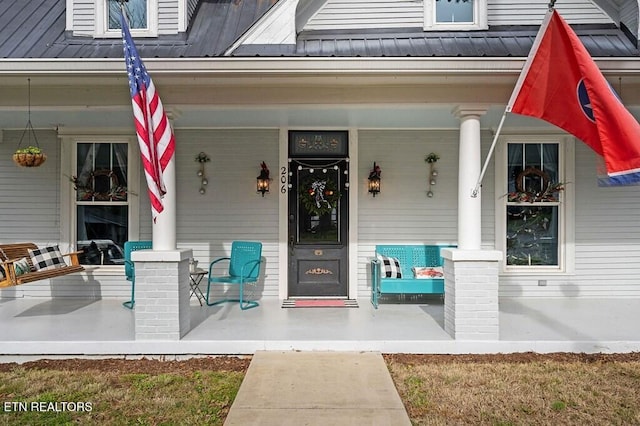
[189,268,208,306]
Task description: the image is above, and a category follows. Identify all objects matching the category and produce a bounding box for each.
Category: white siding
[187,0,199,24]
[0,130,61,244]
[356,130,459,295]
[304,0,613,31]
[489,0,614,25]
[159,0,179,34]
[172,129,280,297]
[306,0,423,31]
[72,0,96,35]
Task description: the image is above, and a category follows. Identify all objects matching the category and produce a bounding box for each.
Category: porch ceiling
[0,58,639,130]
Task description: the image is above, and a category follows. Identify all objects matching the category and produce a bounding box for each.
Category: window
[496,137,574,273]
[95,0,156,37]
[424,0,487,30]
[109,0,148,30]
[74,142,130,265]
[436,0,473,24]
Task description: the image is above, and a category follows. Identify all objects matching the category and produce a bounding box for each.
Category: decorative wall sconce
[425,153,439,198]
[195,152,210,194]
[257,161,271,196]
[368,162,381,197]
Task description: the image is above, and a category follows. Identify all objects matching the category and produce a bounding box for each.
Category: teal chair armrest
[208,257,231,276]
[240,258,262,282]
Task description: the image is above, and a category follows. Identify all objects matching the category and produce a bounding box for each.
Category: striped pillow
[28,245,66,271]
[14,257,32,276]
[377,255,402,279]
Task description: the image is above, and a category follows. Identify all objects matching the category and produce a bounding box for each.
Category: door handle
[289,235,295,256]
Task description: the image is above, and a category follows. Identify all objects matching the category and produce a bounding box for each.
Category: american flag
[121,13,176,221]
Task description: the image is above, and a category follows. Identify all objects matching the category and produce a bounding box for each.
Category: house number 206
[280,167,287,194]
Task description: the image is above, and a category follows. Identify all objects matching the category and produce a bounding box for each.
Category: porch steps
[224,351,411,425]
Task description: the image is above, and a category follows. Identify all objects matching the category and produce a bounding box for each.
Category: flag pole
[471,109,508,198]
[471,3,555,198]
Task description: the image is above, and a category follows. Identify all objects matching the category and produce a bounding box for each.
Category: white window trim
[494,134,575,276]
[95,0,158,38]
[424,0,488,31]
[59,132,140,272]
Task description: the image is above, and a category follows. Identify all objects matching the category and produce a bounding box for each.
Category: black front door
[288,131,349,298]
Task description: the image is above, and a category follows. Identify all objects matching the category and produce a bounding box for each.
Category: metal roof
[232,25,640,57]
[0,0,637,59]
[0,0,278,59]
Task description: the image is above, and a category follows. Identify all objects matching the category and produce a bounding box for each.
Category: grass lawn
[386,353,640,425]
[0,353,639,425]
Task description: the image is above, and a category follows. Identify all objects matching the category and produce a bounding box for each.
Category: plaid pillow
[28,245,66,271]
[0,248,6,279]
[378,255,402,278]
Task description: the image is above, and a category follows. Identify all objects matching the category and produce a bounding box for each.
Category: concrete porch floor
[1,296,639,360]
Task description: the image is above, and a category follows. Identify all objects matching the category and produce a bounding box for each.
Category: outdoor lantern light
[368,162,381,197]
[257,161,270,196]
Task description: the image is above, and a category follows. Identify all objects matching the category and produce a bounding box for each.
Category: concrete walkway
[224,351,411,426]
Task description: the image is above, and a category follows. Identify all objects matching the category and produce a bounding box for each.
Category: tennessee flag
[508,9,640,185]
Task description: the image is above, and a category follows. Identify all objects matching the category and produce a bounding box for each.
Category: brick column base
[131,249,192,340]
[441,249,502,340]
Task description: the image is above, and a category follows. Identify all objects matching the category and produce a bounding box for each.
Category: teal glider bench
[371,245,454,309]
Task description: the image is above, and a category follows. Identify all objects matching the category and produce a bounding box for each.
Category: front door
[288,131,349,298]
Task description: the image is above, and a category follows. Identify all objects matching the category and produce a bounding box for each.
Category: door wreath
[299,176,340,216]
[508,167,563,203]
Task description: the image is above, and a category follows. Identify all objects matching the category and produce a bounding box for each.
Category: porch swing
[0,243,85,288]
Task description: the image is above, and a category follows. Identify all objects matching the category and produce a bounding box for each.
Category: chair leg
[122,279,135,309]
[205,280,259,310]
[205,280,227,307]
[239,281,259,310]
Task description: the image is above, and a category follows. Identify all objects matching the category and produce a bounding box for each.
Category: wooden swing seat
[0,243,84,288]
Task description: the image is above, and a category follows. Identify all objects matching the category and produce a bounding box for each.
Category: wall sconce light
[195,152,210,194]
[257,161,270,196]
[425,153,439,198]
[368,162,381,197]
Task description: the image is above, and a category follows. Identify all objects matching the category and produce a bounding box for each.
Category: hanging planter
[13,78,47,168]
[13,146,47,168]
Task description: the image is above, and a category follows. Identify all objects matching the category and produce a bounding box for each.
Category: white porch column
[442,249,501,340]
[443,106,500,341]
[132,249,192,340]
[152,158,177,250]
[133,111,191,341]
[152,112,178,251]
[453,106,486,250]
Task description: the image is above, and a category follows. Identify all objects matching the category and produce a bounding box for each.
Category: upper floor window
[424,0,487,30]
[436,0,473,24]
[94,0,156,37]
[109,0,148,30]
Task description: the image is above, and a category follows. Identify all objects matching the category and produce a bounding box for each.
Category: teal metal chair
[206,241,263,310]
[122,240,152,309]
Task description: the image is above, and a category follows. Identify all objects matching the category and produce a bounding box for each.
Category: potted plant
[13,146,47,167]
